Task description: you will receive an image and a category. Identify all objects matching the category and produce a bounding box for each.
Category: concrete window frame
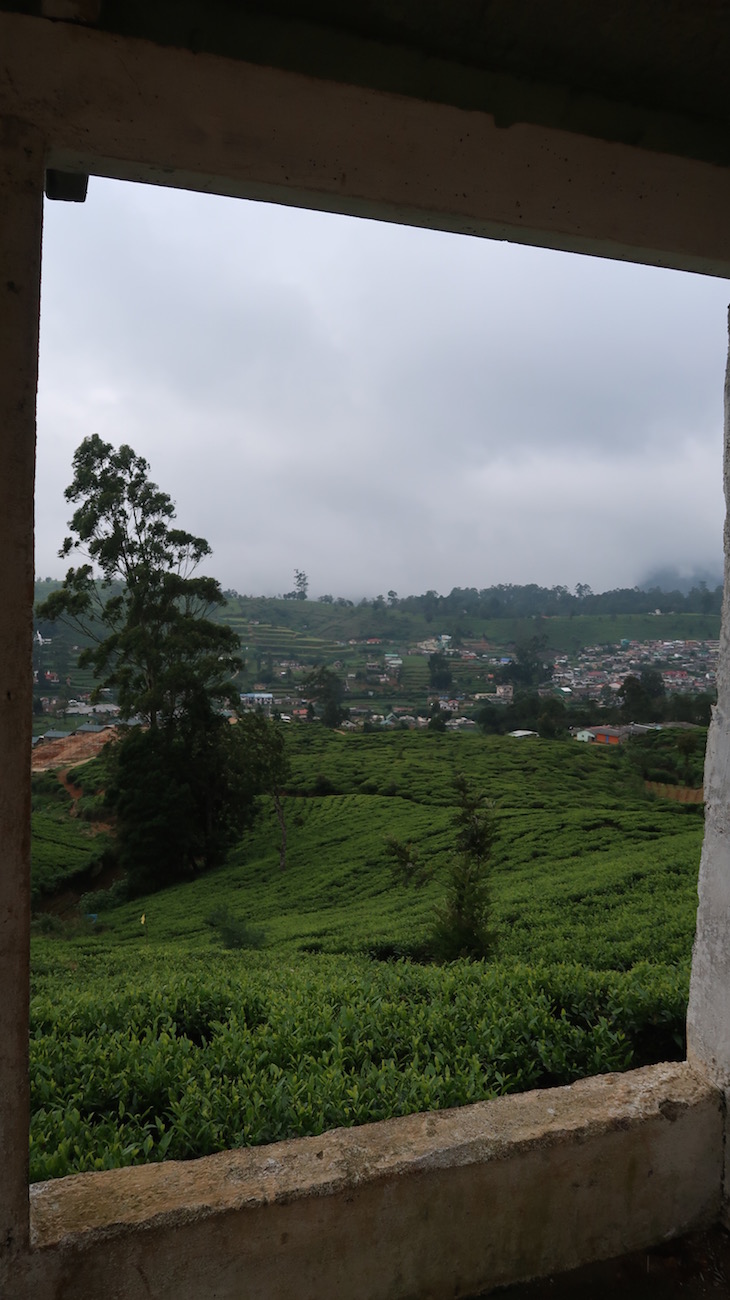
[2,11,730,1297]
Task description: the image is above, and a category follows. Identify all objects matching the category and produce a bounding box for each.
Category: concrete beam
[3,11,730,276]
[0,122,44,1262]
[18,1064,722,1300]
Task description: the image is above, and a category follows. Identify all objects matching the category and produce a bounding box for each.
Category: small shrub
[428,854,494,961]
[79,879,129,913]
[67,754,112,794]
[205,906,266,950]
[30,912,65,936]
[75,792,108,822]
[313,773,338,796]
[427,774,496,962]
[31,772,71,812]
[368,940,431,963]
[384,835,433,888]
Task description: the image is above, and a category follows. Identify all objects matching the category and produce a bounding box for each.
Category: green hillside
[33,580,721,713]
[30,731,702,1182]
[80,731,700,965]
[220,596,721,657]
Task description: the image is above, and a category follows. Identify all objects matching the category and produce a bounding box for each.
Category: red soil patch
[31,728,119,772]
[645,781,704,804]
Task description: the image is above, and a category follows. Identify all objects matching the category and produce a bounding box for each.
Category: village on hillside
[32,625,718,750]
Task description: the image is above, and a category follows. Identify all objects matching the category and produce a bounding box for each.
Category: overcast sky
[36,177,730,601]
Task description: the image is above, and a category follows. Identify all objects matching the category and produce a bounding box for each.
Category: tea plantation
[30,730,703,1182]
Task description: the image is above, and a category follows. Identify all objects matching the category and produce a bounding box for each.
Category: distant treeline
[41,576,723,623]
[374,582,723,620]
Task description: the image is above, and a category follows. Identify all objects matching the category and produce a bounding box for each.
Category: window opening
[31,176,729,1182]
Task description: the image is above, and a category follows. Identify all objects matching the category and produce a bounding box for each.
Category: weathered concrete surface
[4,11,730,276]
[495,1224,730,1297]
[0,126,44,1263]
[7,1063,717,1300]
[688,313,730,1097]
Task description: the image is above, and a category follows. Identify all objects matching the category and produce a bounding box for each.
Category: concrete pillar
[687,311,730,1094]
[0,122,44,1263]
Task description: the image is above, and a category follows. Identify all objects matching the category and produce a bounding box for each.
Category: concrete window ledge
[13,1061,721,1300]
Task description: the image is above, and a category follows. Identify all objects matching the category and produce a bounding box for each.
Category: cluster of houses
[34,633,719,741]
[235,634,719,732]
[347,710,477,732]
[552,638,717,700]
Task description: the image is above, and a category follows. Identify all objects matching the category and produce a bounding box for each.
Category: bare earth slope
[31,728,118,772]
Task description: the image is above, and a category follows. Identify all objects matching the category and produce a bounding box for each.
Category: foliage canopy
[36,435,242,726]
[36,436,281,890]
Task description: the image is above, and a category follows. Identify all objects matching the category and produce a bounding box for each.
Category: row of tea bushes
[29,948,687,1182]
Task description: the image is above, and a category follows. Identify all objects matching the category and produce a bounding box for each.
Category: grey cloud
[36,177,730,599]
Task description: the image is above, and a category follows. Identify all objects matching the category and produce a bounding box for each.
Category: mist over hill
[639,565,723,596]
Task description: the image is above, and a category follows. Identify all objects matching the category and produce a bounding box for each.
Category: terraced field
[30,729,702,1182]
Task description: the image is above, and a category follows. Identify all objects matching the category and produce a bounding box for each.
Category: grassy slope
[29,731,702,1182]
[86,731,702,967]
[221,596,721,655]
[31,772,109,907]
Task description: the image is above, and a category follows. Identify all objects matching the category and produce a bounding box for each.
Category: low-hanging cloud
[36,178,729,599]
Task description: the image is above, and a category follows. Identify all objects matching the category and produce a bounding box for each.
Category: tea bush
[29,948,687,1182]
[29,730,703,1181]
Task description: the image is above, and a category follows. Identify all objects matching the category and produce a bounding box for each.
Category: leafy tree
[304,666,347,728]
[294,569,309,601]
[429,854,493,961]
[500,635,553,690]
[640,667,666,700]
[504,691,541,732]
[37,437,251,892]
[537,696,567,739]
[450,773,495,864]
[620,673,660,722]
[427,701,450,731]
[384,835,433,888]
[237,712,291,870]
[670,692,713,726]
[205,905,266,950]
[428,651,453,690]
[475,701,504,734]
[429,776,495,961]
[36,436,241,726]
[105,712,258,892]
[674,729,706,786]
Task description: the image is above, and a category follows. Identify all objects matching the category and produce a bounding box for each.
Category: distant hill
[35,580,722,680]
[219,596,721,662]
